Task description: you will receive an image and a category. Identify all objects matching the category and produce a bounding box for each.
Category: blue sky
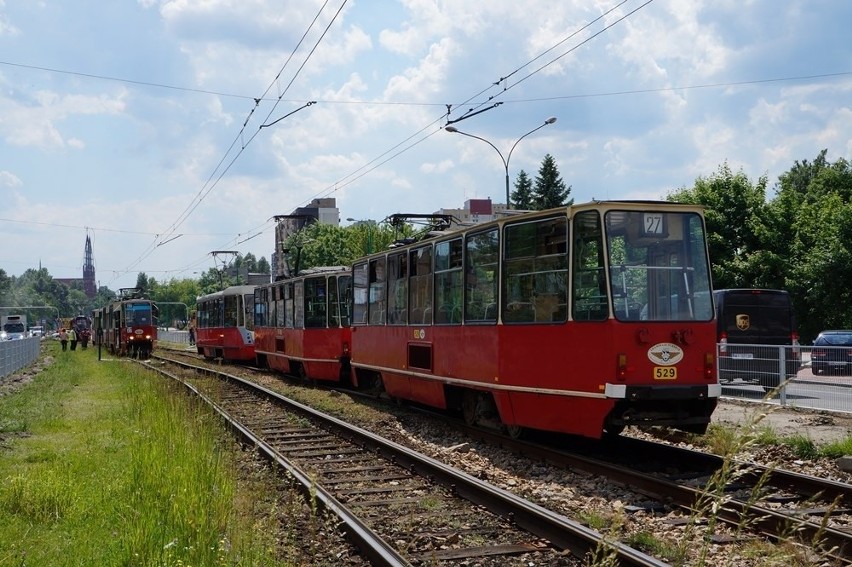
[1,0,850,291]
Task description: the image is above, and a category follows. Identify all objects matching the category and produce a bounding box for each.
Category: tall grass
[0,343,280,566]
[674,404,844,566]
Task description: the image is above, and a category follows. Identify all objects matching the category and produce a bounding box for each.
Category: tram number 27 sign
[642,213,666,236]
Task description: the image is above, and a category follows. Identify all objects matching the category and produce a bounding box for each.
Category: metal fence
[157,329,192,347]
[719,344,852,414]
[0,337,41,379]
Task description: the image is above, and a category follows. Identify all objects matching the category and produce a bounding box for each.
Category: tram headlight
[705,352,715,380]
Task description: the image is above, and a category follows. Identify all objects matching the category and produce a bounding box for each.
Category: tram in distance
[254,266,353,383]
[347,200,720,439]
[195,285,257,362]
[92,288,159,358]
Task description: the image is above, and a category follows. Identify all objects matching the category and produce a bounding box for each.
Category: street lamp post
[445,117,557,210]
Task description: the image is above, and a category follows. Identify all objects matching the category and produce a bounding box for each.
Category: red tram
[195,285,257,362]
[254,267,353,383]
[348,201,720,439]
[71,315,93,348]
[92,288,158,358]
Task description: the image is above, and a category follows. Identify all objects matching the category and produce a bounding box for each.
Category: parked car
[811,330,852,376]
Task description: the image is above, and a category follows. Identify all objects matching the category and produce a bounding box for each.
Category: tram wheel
[504,424,526,440]
[461,391,478,426]
[603,423,625,437]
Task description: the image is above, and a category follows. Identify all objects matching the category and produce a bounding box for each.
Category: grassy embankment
[0,341,281,566]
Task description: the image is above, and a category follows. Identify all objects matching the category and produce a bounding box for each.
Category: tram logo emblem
[647,342,684,366]
[736,314,750,330]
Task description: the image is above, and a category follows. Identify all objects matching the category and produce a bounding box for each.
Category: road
[722,363,852,414]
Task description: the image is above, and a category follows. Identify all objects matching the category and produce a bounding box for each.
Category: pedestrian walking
[68,327,78,351]
[59,328,68,351]
[188,325,196,345]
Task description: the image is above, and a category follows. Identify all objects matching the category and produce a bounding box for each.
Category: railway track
[154,348,852,563]
[146,353,668,566]
[454,422,852,564]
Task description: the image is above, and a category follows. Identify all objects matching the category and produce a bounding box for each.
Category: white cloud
[2,0,851,288]
[384,37,457,101]
[0,170,22,189]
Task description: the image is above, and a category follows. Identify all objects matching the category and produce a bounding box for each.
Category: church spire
[83,234,96,298]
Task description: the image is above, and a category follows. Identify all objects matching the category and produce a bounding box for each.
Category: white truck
[1,314,27,340]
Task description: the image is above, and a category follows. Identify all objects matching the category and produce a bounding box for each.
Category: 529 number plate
[653,367,677,380]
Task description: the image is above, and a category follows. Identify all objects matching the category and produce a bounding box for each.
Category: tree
[532,154,572,209]
[135,272,155,295]
[151,277,201,327]
[510,170,534,210]
[775,154,852,340]
[0,268,11,304]
[667,163,774,289]
[257,256,271,274]
[198,268,228,296]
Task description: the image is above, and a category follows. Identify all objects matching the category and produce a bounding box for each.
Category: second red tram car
[254,267,353,383]
[92,288,158,358]
[348,201,720,440]
[195,285,257,362]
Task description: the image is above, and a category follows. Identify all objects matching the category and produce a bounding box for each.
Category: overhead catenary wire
[109,0,349,286]
[6,1,847,285]
[290,0,659,210]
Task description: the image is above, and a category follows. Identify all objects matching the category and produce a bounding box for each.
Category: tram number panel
[653,367,677,380]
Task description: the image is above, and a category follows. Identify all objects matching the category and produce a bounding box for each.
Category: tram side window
[369,258,387,325]
[213,298,224,327]
[388,253,408,325]
[336,275,353,327]
[243,294,254,330]
[328,276,344,327]
[408,246,433,325]
[572,211,608,321]
[197,302,207,328]
[254,288,267,327]
[294,280,305,329]
[353,262,369,325]
[224,294,239,327]
[503,217,568,324]
[304,277,327,328]
[328,276,339,327]
[284,283,294,328]
[435,239,463,324]
[273,285,283,327]
[465,228,498,323]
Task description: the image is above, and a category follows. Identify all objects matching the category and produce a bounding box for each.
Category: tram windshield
[604,210,713,322]
[124,303,153,326]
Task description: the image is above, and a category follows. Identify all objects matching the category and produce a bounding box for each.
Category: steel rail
[149,355,670,567]
[146,362,412,567]
[455,423,852,564]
